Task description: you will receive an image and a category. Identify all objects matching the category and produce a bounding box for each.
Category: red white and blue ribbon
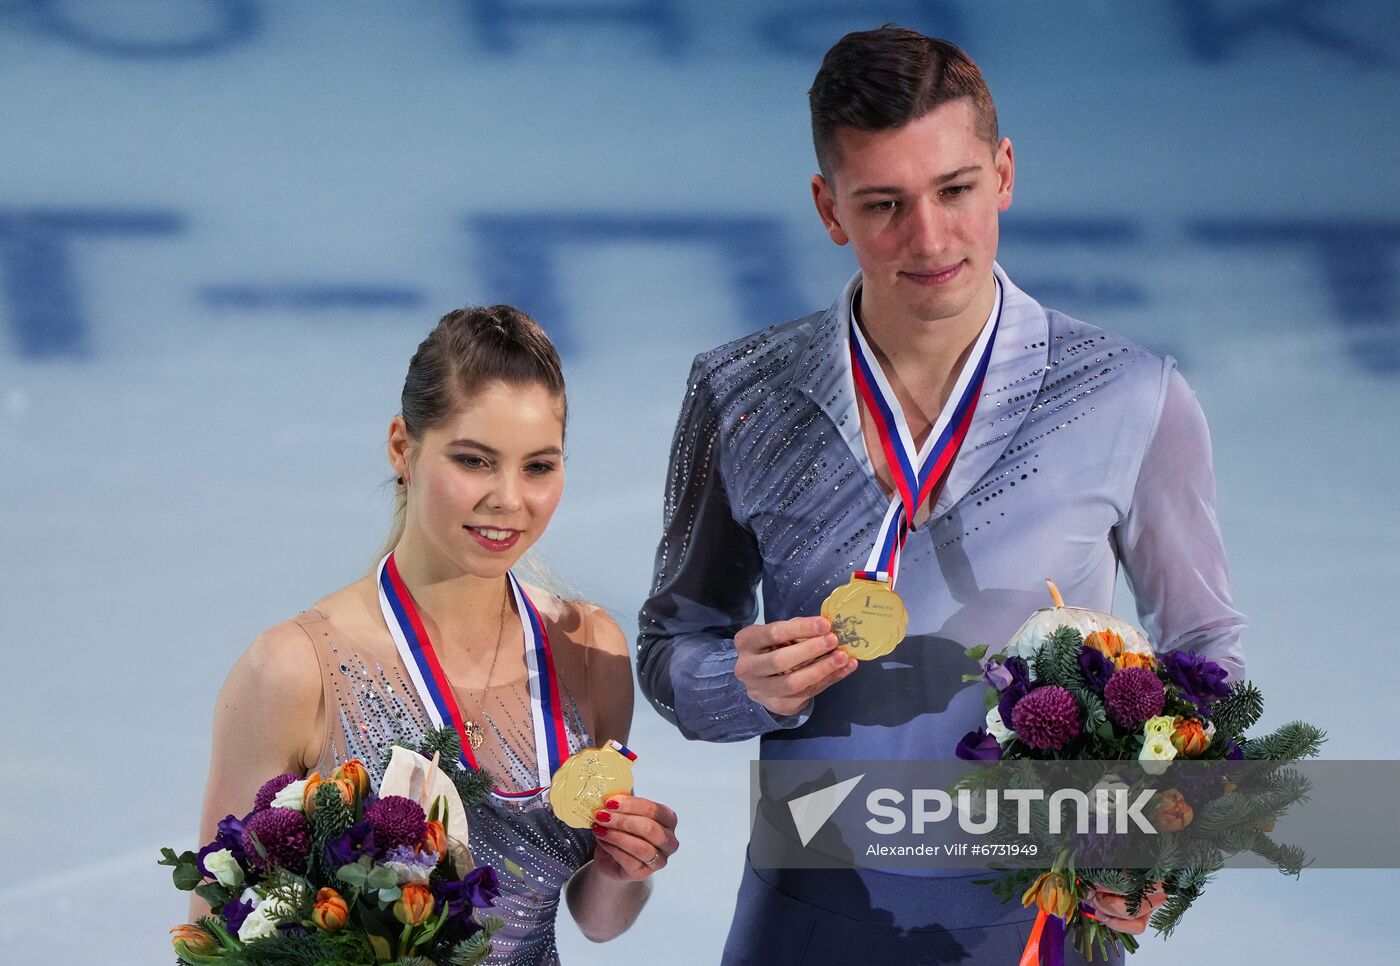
[848,278,1002,589]
[376,552,571,801]
[605,739,637,761]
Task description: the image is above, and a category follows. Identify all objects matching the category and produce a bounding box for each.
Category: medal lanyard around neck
[848,279,1002,590]
[376,552,570,800]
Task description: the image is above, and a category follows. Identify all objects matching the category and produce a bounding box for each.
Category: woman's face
[393,380,565,579]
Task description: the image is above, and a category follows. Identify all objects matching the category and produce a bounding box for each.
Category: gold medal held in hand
[821,574,909,660]
[548,739,638,830]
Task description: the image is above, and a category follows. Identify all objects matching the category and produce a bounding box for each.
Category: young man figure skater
[639,26,1244,964]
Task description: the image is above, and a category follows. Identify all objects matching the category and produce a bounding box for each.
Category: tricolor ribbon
[606,739,638,761]
[848,279,1002,589]
[376,552,570,801]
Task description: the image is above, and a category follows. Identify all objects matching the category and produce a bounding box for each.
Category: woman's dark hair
[402,304,566,439]
[809,25,998,182]
[381,304,566,555]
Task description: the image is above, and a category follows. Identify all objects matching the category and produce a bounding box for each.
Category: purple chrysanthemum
[253,774,301,811]
[1010,685,1081,750]
[365,795,427,852]
[242,807,310,873]
[1103,666,1166,729]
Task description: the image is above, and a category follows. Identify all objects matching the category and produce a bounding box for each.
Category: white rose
[236,879,309,942]
[985,705,1014,745]
[204,848,244,889]
[238,904,279,942]
[1138,735,1179,775]
[271,779,309,812]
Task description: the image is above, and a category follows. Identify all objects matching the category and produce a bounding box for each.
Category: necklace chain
[461,584,510,751]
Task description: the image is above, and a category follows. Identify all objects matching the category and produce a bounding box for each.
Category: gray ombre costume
[638,265,1245,963]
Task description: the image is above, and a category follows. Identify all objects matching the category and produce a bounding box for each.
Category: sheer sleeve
[636,356,810,741]
[1115,362,1247,682]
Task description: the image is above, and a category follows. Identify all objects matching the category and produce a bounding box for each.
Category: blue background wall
[2,2,1398,962]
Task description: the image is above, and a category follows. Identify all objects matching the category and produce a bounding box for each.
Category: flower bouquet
[162,729,502,965]
[954,582,1324,962]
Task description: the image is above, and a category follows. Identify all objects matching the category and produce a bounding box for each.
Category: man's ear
[812,174,850,246]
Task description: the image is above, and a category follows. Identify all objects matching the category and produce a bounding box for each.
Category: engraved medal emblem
[820,574,909,660]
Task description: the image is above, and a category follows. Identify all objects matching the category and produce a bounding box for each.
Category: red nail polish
[605,799,620,810]
[595,810,611,823]
[593,825,608,836]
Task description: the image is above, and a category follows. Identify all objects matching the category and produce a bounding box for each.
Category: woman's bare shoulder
[229,576,377,696]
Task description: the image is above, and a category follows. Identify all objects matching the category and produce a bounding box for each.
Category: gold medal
[548,739,637,830]
[821,574,909,660]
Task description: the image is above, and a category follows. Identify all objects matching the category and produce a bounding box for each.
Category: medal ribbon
[848,279,1002,589]
[606,739,638,762]
[376,552,571,800]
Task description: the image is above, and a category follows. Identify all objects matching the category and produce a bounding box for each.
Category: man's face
[812,98,1014,331]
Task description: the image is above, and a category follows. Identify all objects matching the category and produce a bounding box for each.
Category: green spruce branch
[1210,682,1264,738]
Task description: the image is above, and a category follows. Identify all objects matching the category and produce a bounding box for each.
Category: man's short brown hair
[809,25,999,181]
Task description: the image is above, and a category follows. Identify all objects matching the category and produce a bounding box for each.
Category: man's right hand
[734,616,857,718]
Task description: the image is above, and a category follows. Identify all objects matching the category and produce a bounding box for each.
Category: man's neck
[855,272,997,419]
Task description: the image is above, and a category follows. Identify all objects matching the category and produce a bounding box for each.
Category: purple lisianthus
[1225,739,1245,761]
[325,819,379,867]
[1161,650,1231,711]
[956,727,1003,761]
[1078,646,1114,694]
[995,657,1034,724]
[435,865,501,917]
[433,867,501,944]
[222,897,254,935]
[983,661,1014,691]
[198,813,249,877]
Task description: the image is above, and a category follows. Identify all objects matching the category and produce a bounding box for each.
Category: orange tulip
[1115,651,1157,671]
[1020,870,1075,919]
[1084,629,1124,661]
[1171,717,1210,757]
[311,887,350,932]
[1152,789,1194,832]
[169,924,217,959]
[304,775,355,814]
[394,882,435,926]
[333,759,372,799]
[420,820,447,859]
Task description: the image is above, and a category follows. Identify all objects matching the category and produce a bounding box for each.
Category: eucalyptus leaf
[337,863,369,887]
[172,863,204,891]
[366,866,398,890]
[194,882,228,906]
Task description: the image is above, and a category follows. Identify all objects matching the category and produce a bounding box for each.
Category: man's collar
[793,262,1053,519]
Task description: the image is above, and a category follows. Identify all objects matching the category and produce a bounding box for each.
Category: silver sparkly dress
[295,607,596,966]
